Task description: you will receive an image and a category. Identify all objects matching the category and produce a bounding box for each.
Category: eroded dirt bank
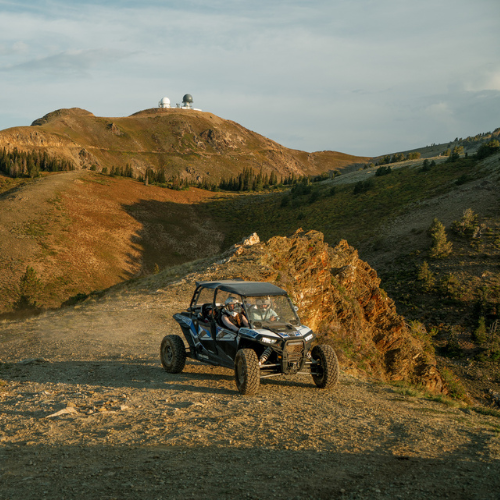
[1,280,499,499]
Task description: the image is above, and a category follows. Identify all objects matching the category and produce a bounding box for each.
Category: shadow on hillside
[121,198,226,275]
[1,440,498,499]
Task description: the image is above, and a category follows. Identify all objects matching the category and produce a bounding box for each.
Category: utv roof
[195,280,288,297]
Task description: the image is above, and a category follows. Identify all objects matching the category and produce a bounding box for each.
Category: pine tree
[14,266,43,310]
[428,218,453,258]
[417,261,435,291]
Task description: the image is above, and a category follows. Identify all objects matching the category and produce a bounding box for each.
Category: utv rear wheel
[311,344,339,389]
[234,349,260,395]
[160,335,186,373]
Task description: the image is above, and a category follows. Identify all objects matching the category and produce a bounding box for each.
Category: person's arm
[268,308,278,321]
[222,314,239,332]
[241,313,249,327]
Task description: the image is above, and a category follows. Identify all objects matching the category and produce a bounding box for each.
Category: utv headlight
[261,337,277,344]
[304,333,313,342]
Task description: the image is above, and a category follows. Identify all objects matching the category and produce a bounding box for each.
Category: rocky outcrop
[194,229,445,393]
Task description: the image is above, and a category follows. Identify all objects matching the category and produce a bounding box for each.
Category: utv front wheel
[160,334,186,373]
[311,344,339,389]
[234,349,260,395]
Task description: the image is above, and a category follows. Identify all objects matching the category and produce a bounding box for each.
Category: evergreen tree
[417,261,435,291]
[428,218,453,258]
[14,266,43,310]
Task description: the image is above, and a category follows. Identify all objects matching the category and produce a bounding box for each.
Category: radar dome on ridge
[182,94,194,103]
[158,97,170,108]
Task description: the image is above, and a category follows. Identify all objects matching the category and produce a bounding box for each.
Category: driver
[251,298,278,322]
[221,297,249,332]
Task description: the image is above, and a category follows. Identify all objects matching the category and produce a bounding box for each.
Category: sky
[0,0,499,157]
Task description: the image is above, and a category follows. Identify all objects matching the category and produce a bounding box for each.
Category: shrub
[375,166,392,176]
[417,261,435,292]
[420,159,432,172]
[353,178,374,194]
[291,180,312,196]
[456,173,472,185]
[280,195,290,208]
[308,189,321,204]
[440,367,467,400]
[476,139,500,159]
[439,273,463,300]
[473,317,487,344]
[451,208,478,237]
[428,218,453,258]
[14,266,43,310]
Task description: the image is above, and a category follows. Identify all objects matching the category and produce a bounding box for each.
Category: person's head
[225,296,239,311]
[256,298,271,310]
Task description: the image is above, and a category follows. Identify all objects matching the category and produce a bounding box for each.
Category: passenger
[201,304,214,323]
[221,297,249,332]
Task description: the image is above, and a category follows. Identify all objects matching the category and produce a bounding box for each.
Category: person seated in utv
[200,304,214,323]
[250,298,278,322]
[221,297,249,332]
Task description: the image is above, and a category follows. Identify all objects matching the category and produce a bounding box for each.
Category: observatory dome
[182,94,194,103]
[158,97,171,108]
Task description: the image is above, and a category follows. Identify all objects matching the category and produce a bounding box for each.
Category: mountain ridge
[0,107,370,182]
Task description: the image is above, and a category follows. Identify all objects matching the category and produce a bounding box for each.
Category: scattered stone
[46,407,78,418]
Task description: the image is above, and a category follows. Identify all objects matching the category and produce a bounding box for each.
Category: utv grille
[284,341,304,355]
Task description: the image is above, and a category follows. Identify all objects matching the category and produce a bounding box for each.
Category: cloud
[0,48,135,78]
[0,0,499,155]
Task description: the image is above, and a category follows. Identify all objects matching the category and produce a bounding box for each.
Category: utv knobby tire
[311,344,339,389]
[160,335,186,373]
[234,349,260,395]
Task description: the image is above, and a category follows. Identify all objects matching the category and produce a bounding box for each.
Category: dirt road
[1,280,499,499]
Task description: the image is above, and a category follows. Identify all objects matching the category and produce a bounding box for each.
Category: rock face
[196,229,445,393]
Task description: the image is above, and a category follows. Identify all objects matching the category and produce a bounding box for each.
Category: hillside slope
[0,170,225,313]
[0,107,370,182]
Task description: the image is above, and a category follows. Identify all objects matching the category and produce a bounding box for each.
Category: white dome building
[158,97,170,108]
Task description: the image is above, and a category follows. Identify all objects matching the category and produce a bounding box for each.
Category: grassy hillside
[0,170,226,313]
[0,107,370,183]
